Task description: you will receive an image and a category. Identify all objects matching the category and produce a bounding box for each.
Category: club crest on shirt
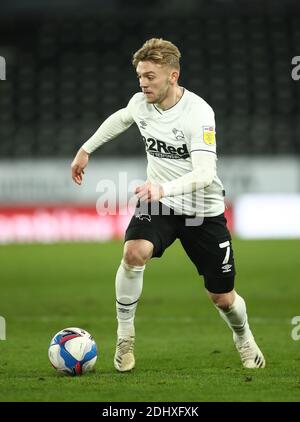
[172,128,185,140]
[203,126,216,145]
[135,213,151,222]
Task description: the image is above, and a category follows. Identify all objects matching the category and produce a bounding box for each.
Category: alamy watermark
[0,316,6,340]
[95,171,205,227]
[291,56,300,81]
[291,316,300,340]
[0,56,6,80]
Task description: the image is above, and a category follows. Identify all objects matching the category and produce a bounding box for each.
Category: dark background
[1,0,300,157]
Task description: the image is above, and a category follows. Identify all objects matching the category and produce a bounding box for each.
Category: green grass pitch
[0,238,300,402]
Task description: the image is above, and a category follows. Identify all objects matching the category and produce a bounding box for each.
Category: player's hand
[71,148,89,185]
[135,182,164,202]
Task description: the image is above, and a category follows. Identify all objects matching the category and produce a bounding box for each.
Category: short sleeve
[188,102,217,154]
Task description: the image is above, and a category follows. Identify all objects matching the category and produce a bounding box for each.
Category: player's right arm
[71,147,89,185]
[71,100,135,185]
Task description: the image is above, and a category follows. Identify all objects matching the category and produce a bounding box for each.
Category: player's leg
[206,287,265,368]
[114,239,153,372]
[206,288,249,338]
[117,239,153,340]
[114,201,178,372]
[179,213,265,369]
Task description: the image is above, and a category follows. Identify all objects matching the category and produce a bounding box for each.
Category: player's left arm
[161,150,216,197]
[135,151,216,201]
[159,102,217,197]
[135,101,217,201]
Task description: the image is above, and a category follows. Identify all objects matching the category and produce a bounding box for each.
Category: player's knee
[208,291,235,311]
[123,240,153,266]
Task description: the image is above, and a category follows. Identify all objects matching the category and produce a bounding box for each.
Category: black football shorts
[125,201,236,294]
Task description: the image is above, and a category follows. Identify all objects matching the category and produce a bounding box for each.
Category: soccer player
[71,38,265,371]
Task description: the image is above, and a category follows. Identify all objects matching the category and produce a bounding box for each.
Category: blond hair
[132,38,181,69]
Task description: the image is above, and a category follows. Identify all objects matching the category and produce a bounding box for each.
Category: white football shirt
[124,89,225,217]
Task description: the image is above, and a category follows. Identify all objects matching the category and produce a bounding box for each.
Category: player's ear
[170,69,179,84]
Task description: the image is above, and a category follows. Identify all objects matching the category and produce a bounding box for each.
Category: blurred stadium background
[1,0,300,242]
[1,0,300,402]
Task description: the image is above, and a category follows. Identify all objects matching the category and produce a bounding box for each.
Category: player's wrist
[160,182,172,198]
[80,146,90,156]
[159,184,165,199]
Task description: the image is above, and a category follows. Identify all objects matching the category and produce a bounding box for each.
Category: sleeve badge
[203,126,216,145]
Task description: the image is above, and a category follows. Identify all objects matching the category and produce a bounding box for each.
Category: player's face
[136,61,177,105]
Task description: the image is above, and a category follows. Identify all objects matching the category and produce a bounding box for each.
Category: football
[48,327,98,376]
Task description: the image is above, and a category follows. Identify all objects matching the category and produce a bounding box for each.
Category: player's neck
[155,86,183,111]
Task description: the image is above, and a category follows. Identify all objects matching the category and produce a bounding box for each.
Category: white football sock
[216,293,252,341]
[115,259,145,338]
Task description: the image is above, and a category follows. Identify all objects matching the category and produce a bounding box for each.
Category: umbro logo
[172,128,185,140]
[117,307,130,314]
[139,120,147,129]
[222,264,232,273]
